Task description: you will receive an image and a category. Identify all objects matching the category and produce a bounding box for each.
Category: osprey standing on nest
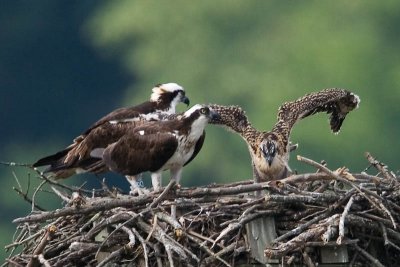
[33,83,189,193]
[210,88,360,182]
[90,104,219,191]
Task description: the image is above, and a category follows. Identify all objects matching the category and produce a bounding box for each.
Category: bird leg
[126,174,149,195]
[171,168,183,188]
[169,168,183,218]
[151,172,162,192]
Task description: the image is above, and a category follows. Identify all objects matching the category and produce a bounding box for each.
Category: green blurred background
[1,0,399,261]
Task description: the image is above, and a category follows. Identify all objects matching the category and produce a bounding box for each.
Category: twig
[131,227,149,267]
[37,254,51,267]
[31,180,47,212]
[352,244,385,267]
[97,244,133,267]
[175,180,273,198]
[337,195,354,244]
[146,215,158,242]
[51,186,71,203]
[13,194,153,223]
[186,234,230,267]
[5,229,45,250]
[302,250,316,267]
[6,155,400,266]
[27,225,56,267]
[365,152,397,183]
[266,224,327,258]
[213,210,276,247]
[136,216,199,265]
[148,179,176,209]
[297,155,396,228]
[13,187,45,211]
[273,211,332,243]
[0,161,31,167]
[202,241,243,266]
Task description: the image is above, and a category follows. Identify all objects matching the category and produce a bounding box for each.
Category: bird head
[183,104,220,122]
[260,138,277,167]
[181,105,220,140]
[150,83,190,110]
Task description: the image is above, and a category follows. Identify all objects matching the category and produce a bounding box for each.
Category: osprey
[33,83,189,192]
[90,104,219,190]
[210,88,360,182]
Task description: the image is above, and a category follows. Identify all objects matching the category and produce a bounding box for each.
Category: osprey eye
[200,108,207,114]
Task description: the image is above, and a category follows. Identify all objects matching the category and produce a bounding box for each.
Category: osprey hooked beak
[181,95,190,106]
[261,140,276,166]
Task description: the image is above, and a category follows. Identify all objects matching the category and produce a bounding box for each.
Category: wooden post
[245,164,279,265]
[320,245,349,264]
[246,214,279,265]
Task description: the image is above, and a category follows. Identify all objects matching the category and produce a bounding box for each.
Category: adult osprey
[90,104,219,189]
[210,88,360,182]
[33,83,189,192]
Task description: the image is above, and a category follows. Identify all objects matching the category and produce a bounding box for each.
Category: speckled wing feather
[208,104,250,134]
[273,88,360,139]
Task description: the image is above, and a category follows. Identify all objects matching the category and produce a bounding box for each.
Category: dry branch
[3,153,400,266]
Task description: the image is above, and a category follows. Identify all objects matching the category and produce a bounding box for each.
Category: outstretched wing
[102,131,178,176]
[273,88,360,138]
[208,104,250,134]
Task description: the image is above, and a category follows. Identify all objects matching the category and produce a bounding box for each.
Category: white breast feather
[160,116,207,171]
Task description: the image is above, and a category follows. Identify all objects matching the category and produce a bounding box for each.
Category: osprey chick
[210,88,360,182]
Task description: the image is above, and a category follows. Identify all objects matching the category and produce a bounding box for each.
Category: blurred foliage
[1,0,400,261]
[84,0,400,181]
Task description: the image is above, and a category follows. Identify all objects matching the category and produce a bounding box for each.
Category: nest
[3,153,400,267]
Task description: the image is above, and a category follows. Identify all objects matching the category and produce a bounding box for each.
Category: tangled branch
[3,153,400,266]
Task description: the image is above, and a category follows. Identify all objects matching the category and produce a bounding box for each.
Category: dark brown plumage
[91,104,218,188]
[210,88,360,182]
[33,83,189,180]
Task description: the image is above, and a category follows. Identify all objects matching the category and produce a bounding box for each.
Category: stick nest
[3,153,400,267]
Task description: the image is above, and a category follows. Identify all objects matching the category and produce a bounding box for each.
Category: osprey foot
[129,186,150,196]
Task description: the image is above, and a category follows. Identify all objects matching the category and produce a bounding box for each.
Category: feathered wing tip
[352,93,361,109]
[275,88,360,135]
[32,148,70,168]
[329,90,360,133]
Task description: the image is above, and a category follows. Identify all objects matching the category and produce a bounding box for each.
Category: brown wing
[32,103,153,171]
[273,88,360,139]
[103,132,178,176]
[68,112,180,164]
[208,104,250,134]
[33,110,179,176]
[33,121,145,174]
[83,101,157,134]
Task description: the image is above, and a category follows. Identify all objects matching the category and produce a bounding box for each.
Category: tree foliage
[85,0,400,183]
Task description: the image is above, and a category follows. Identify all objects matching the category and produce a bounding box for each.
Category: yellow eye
[200,108,207,114]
